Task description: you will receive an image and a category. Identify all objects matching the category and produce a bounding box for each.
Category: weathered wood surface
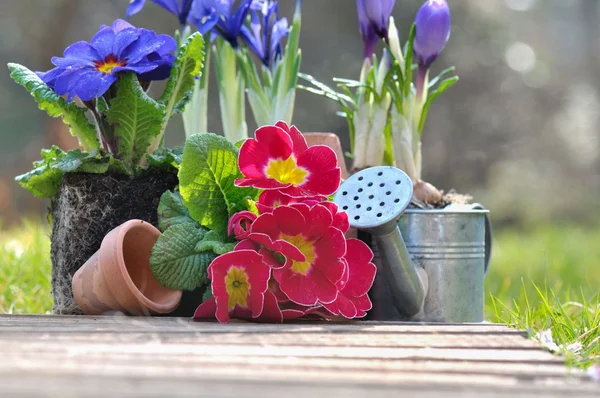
[0,315,597,397]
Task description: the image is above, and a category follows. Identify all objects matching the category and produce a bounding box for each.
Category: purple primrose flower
[356,0,396,59]
[38,19,176,102]
[189,0,254,47]
[126,0,195,26]
[413,0,451,68]
[241,0,289,68]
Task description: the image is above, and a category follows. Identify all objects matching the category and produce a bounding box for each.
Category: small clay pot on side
[72,219,182,316]
[304,133,355,239]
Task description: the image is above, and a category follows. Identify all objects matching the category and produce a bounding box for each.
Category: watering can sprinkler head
[334,166,428,317]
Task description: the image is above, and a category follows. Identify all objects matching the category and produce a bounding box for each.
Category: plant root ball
[49,169,178,315]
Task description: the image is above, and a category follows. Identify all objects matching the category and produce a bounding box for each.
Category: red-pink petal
[260,248,285,269]
[269,277,289,302]
[208,250,271,323]
[351,293,373,313]
[274,268,316,306]
[276,120,309,156]
[235,177,291,190]
[250,213,280,239]
[304,204,334,238]
[255,125,294,160]
[193,297,217,319]
[237,138,271,179]
[247,232,305,261]
[234,240,260,252]
[273,205,306,236]
[314,226,346,260]
[342,239,376,297]
[254,290,284,323]
[228,211,257,239]
[301,168,341,197]
[324,293,358,319]
[297,145,338,172]
[317,259,346,286]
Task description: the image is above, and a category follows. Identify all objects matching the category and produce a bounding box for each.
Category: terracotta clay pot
[72,219,182,316]
[304,133,355,239]
[303,133,348,179]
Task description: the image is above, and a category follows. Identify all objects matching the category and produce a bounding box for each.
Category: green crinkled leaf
[149,222,217,291]
[7,63,99,152]
[106,73,167,170]
[178,133,259,234]
[157,190,197,232]
[146,147,183,172]
[159,32,205,116]
[194,230,235,255]
[15,147,127,198]
[15,153,65,199]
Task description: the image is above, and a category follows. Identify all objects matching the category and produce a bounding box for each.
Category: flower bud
[413,0,451,68]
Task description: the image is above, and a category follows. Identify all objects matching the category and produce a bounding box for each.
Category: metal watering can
[333,166,492,323]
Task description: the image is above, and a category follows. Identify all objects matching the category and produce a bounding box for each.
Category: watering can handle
[472,204,492,276]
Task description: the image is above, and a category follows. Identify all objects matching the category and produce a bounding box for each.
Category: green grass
[486,223,600,371]
[0,219,598,372]
[0,220,52,314]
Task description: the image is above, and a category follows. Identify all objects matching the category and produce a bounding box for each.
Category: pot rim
[404,207,490,215]
[113,220,182,314]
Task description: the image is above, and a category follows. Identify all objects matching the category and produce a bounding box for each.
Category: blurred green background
[1,0,598,226]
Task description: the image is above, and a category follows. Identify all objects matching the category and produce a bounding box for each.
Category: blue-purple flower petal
[240,0,289,68]
[126,0,147,19]
[113,29,140,59]
[190,0,253,48]
[112,18,136,33]
[120,29,171,64]
[91,27,117,60]
[128,0,195,25]
[38,19,176,101]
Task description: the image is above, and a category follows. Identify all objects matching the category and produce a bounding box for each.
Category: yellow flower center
[265,156,308,186]
[225,266,250,310]
[94,54,126,75]
[281,234,316,275]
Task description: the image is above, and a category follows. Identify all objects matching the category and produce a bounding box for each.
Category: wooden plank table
[0,314,597,397]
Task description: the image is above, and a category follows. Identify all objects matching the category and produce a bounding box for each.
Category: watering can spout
[376,227,428,317]
[334,166,428,318]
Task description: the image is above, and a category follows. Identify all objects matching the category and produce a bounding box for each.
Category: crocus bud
[356,0,396,59]
[413,0,451,68]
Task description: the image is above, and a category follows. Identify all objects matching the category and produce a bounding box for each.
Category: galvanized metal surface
[335,166,492,323]
[0,315,597,398]
[334,166,427,318]
[368,206,491,323]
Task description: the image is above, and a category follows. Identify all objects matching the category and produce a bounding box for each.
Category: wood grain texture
[0,315,597,397]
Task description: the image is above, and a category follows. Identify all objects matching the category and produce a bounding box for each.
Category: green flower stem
[214,38,247,142]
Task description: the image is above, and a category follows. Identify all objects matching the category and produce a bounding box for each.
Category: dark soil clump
[50,169,178,315]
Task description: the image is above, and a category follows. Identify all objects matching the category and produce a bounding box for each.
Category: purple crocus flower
[126,0,195,26]
[413,0,451,68]
[189,0,253,47]
[240,0,289,68]
[38,19,176,102]
[356,0,396,59]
